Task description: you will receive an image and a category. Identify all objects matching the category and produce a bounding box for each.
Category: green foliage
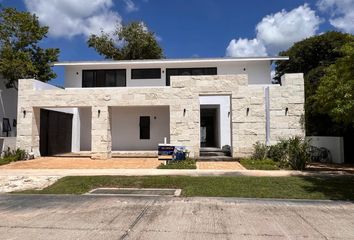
[0,7,59,89]
[275,31,353,136]
[157,159,196,169]
[240,158,280,170]
[275,31,351,83]
[251,137,311,170]
[315,41,354,126]
[88,21,163,60]
[0,148,27,165]
[267,139,289,167]
[19,175,354,201]
[286,137,311,170]
[251,142,268,160]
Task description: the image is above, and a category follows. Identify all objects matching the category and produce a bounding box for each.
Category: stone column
[91,106,112,159]
[16,107,40,157]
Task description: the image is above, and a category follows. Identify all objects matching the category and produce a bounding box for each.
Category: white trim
[53,57,289,66]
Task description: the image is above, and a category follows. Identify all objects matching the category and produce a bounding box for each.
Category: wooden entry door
[40,109,73,156]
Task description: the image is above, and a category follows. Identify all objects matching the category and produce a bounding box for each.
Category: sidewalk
[0,168,352,177]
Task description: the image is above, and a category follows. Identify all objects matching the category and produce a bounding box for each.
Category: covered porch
[33,105,171,158]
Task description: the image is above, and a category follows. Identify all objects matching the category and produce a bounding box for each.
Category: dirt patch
[307,163,354,174]
[0,157,161,169]
[197,161,246,170]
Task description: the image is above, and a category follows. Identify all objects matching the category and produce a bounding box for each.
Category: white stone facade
[16,73,305,159]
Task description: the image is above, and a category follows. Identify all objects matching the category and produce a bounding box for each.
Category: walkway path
[0,168,351,177]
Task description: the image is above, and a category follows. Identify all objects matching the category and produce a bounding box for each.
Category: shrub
[286,137,311,170]
[157,159,197,169]
[250,137,311,170]
[3,148,27,161]
[252,142,269,160]
[0,148,28,165]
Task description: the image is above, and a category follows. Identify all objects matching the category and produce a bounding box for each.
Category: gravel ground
[0,176,61,193]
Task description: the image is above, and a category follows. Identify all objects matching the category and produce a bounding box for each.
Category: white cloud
[24,0,122,38]
[226,4,322,56]
[123,0,138,12]
[226,38,267,57]
[256,4,322,54]
[317,0,354,33]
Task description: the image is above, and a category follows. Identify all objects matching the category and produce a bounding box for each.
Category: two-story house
[16,57,305,159]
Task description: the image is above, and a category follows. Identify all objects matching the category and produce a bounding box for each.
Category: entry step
[197,156,235,162]
[199,147,231,158]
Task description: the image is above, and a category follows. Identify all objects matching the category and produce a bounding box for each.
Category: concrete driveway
[0,195,353,239]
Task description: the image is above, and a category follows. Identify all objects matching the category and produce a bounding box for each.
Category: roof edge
[53,56,289,66]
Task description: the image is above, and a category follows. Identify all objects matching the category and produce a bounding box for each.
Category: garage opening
[40,109,73,156]
[39,107,92,156]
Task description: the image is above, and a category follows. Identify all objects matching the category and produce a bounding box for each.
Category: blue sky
[2,0,354,85]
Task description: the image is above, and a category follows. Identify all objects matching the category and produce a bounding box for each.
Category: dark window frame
[82,69,126,88]
[139,116,150,140]
[165,67,217,86]
[131,68,161,79]
[2,118,11,137]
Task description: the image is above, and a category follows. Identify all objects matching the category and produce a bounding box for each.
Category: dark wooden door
[40,109,73,156]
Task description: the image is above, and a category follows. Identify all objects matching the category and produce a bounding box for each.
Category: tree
[274,32,353,135]
[315,41,354,126]
[0,8,59,89]
[88,22,163,60]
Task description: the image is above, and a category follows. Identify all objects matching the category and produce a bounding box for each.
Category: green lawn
[240,158,281,170]
[19,175,354,200]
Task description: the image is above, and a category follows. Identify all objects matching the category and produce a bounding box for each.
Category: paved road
[0,195,353,239]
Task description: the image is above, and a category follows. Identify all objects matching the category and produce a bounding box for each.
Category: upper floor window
[131,68,161,79]
[166,67,217,86]
[82,69,126,87]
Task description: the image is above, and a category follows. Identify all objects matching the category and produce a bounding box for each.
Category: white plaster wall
[0,137,17,152]
[0,78,18,137]
[199,96,231,148]
[111,106,170,150]
[218,61,271,84]
[33,81,60,90]
[63,60,272,88]
[307,136,345,164]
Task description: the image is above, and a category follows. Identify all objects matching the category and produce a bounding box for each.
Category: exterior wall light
[183,109,186,116]
[246,108,249,116]
[285,107,288,116]
[23,110,26,118]
[98,109,101,117]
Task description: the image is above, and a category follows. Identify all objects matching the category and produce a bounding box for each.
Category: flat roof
[53,56,289,66]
